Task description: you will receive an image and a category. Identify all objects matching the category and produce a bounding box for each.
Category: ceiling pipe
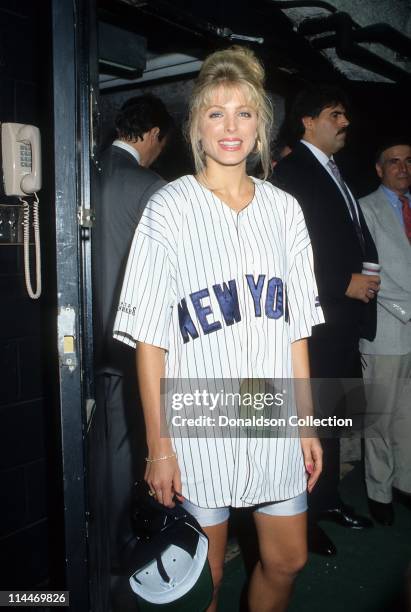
[299,12,411,83]
[298,11,355,36]
[313,23,411,59]
[269,0,337,12]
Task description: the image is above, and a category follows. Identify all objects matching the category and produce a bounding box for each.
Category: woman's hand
[301,437,322,494]
[136,343,183,508]
[291,340,322,494]
[145,455,183,508]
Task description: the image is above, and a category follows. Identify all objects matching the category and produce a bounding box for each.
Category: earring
[198,140,206,160]
[252,138,261,154]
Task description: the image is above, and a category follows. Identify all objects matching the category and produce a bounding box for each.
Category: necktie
[327,159,365,252]
[399,195,411,242]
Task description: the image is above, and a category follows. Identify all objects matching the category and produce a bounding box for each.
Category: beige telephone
[1,123,42,299]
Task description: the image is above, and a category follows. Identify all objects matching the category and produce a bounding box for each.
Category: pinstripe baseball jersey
[113,175,324,508]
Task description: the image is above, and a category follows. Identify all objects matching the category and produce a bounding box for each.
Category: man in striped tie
[360,140,411,526]
[271,85,379,556]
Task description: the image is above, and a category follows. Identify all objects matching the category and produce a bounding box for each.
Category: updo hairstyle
[187,46,273,179]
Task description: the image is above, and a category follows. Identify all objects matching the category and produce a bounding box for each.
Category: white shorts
[182,491,307,527]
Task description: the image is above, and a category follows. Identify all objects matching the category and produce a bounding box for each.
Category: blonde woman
[114,46,323,612]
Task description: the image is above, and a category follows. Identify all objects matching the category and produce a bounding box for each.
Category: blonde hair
[187,46,273,179]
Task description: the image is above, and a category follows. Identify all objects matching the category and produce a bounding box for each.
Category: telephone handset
[1,122,42,299]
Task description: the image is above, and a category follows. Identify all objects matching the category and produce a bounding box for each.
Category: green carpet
[218,464,411,611]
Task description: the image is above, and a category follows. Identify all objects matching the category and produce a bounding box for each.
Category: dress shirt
[380,185,411,229]
[112,139,141,165]
[301,139,360,219]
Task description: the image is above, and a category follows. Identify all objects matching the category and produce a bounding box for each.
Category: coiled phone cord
[20,192,41,299]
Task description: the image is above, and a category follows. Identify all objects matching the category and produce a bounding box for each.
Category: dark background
[0,0,62,590]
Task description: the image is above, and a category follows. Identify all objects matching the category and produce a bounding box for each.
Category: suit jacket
[359,186,411,355]
[93,144,165,373]
[272,142,378,344]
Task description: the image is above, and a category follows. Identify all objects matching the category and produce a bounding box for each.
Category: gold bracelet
[145,452,177,463]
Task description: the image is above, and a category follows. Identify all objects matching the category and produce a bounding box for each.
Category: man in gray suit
[360,139,411,525]
[93,94,173,566]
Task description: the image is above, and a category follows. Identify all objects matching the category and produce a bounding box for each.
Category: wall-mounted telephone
[1,122,42,299]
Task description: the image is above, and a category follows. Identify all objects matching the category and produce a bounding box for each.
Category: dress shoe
[320,503,373,529]
[307,523,337,556]
[367,498,394,526]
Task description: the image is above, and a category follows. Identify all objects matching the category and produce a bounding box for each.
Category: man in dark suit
[272,86,379,555]
[93,94,173,567]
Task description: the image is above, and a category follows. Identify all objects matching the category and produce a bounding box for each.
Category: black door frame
[51,0,99,608]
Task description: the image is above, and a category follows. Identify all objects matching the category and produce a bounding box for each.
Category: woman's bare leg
[248,512,307,612]
[203,520,229,612]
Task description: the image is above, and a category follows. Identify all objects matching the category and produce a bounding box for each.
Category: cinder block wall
[0,0,53,589]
